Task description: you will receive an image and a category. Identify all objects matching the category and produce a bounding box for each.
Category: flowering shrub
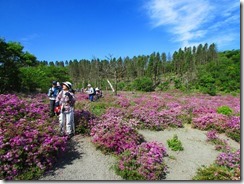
[131,106,182,130]
[117,94,131,108]
[206,130,229,151]
[114,91,239,140]
[192,113,228,131]
[74,110,96,135]
[115,142,168,180]
[216,150,240,170]
[206,130,218,141]
[193,149,240,180]
[192,113,240,142]
[90,115,145,154]
[0,94,67,180]
[193,164,238,180]
[225,116,240,142]
[194,130,240,180]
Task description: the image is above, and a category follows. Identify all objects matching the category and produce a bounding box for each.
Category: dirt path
[39,135,122,180]
[40,125,239,180]
[138,125,240,180]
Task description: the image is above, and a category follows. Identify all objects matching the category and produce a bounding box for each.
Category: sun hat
[95,87,99,91]
[62,81,72,89]
[52,81,57,85]
[87,84,91,87]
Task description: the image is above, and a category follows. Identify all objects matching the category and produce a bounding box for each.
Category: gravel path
[138,124,240,180]
[39,135,122,180]
[40,125,240,181]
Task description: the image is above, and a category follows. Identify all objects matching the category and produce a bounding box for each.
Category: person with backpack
[95,87,103,100]
[47,81,60,117]
[56,81,62,92]
[55,81,76,139]
[85,84,96,102]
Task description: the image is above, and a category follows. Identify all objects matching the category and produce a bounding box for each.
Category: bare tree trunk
[107,79,115,93]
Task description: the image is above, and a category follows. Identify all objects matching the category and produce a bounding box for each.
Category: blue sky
[0,0,240,62]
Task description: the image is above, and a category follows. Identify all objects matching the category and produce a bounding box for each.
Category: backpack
[92,88,96,95]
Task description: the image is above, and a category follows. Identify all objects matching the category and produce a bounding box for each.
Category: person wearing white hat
[85,84,96,102]
[55,81,76,139]
[95,87,103,100]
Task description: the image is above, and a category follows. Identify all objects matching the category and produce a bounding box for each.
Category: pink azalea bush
[193,149,240,180]
[89,107,168,180]
[91,92,240,180]
[1,90,240,180]
[216,149,240,170]
[74,110,96,135]
[114,91,240,142]
[0,94,67,180]
[206,130,218,141]
[192,113,228,131]
[206,130,229,151]
[128,96,183,130]
[179,94,240,142]
[115,141,168,180]
[90,112,145,154]
[194,149,241,180]
[117,94,131,108]
[224,116,240,142]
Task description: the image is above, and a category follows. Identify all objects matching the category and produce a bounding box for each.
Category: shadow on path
[42,137,84,177]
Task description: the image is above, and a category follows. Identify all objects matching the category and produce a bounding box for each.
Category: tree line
[0,38,240,95]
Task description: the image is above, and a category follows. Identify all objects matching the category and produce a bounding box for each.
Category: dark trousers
[50,100,56,116]
[89,94,94,102]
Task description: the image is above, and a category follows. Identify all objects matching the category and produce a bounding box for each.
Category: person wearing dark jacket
[47,81,60,117]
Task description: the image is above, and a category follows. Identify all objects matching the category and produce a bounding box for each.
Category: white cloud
[145,0,240,49]
[20,33,39,51]
[21,33,39,42]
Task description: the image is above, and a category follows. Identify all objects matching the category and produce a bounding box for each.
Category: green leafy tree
[0,39,37,93]
[133,77,154,92]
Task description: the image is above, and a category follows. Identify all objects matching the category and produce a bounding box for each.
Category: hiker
[85,84,96,102]
[55,81,76,139]
[95,87,103,99]
[47,81,60,117]
[56,81,62,92]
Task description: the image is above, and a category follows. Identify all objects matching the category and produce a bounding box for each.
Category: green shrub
[90,102,107,116]
[174,79,182,89]
[193,164,235,180]
[217,105,233,116]
[197,73,217,96]
[117,82,126,91]
[167,134,184,151]
[158,81,170,91]
[226,129,240,142]
[15,166,44,180]
[132,77,154,92]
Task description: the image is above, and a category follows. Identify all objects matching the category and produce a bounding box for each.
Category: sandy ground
[138,124,240,180]
[39,125,240,181]
[39,136,122,180]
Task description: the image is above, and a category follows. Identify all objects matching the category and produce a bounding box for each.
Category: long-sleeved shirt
[86,87,95,95]
[55,90,76,113]
[48,86,59,100]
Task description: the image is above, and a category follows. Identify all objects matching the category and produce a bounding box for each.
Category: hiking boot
[67,133,74,140]
[59,131,64,136]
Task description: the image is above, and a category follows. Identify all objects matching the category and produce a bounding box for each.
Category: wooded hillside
[0,38,240,95]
